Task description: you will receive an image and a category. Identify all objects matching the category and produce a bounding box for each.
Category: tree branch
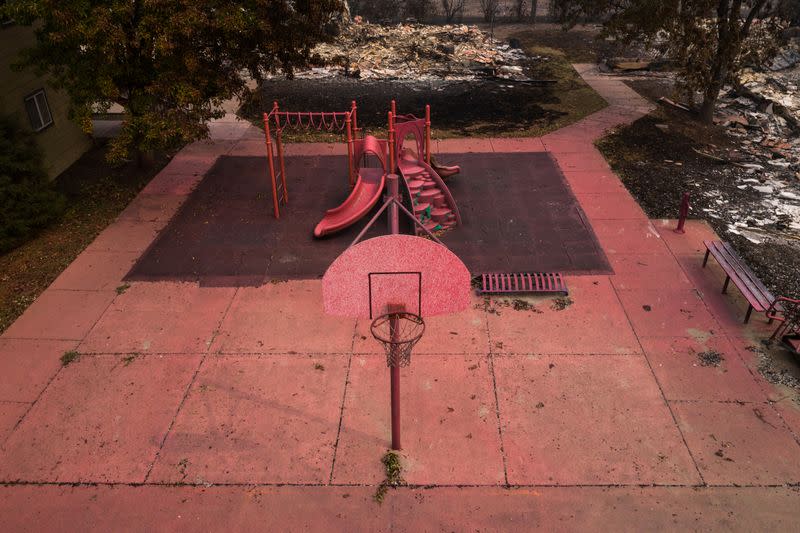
[742,0,768,38]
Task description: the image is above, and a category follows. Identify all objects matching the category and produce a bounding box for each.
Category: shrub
[0,113,65,253]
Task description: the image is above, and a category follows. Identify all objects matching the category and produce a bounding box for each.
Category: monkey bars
[263,101,360,219]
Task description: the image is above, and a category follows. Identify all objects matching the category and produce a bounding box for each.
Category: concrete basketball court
[0,66,798,530]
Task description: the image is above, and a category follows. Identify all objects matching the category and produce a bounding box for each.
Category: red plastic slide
[314,136,388,238]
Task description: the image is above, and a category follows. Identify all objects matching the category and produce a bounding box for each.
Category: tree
[441,0,466,22]
[2,1,345,164]
[530,0,540,24]
[777,0,800,24]
[513,0,528,22]
[479,0,502,22]
[553,0,778,123]
[0,113,65,253]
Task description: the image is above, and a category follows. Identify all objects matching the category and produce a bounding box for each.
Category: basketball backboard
[323,234,471,319]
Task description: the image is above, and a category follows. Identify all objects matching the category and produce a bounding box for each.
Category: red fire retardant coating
[322,234,471,319]
[313,135,388,237]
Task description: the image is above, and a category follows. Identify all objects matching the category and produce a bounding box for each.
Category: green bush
[0,113,65,253]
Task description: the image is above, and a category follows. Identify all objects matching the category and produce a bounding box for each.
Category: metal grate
[478,272,568,295]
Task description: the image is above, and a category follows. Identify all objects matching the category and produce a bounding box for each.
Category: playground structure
[263,100,462,237]
[391,101,462,234]
[313,135,388,237]
[262,101,360,219]
[319,104,471,449]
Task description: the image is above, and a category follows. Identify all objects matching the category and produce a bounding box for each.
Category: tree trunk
[134,146,155,169]
[698,0,767,123]
[698,0,733,124]
[699,52,728,124]
[530,0,538,24]
[699,91,719,124]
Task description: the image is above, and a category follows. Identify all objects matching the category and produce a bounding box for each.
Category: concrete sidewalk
[1,66,798,530]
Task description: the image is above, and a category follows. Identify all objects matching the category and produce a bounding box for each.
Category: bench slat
[708,245,772,311]
[718,242,775,307]
[704,240,774,311]
[715,243,774,310]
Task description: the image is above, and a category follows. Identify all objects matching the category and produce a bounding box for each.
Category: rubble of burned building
[708,40,800,245]
[604,36,800,247]
[272,20,542,82]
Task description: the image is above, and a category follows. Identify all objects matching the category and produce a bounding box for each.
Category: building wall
[0,24,91,180]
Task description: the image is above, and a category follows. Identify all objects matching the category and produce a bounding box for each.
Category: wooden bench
[703,240,777,323]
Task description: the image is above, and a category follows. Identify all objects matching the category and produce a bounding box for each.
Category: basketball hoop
[323,235,470,450]
[370,312,425,368]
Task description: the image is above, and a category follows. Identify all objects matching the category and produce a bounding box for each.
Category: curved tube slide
[314,136,388,238]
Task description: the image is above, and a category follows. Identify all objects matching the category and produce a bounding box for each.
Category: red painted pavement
[149,355,348,484]
[494,355,700,485]
[1,485,798,532]
[0,68,798,528]
[332,354,504,485]
[0,339,77,402]
[0,354,200,483]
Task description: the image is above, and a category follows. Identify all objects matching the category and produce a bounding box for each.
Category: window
[24,90,53,132]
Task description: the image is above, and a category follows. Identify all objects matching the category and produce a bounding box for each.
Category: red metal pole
[388,111,396,174]
[391,99,397,119]
[674,192,690,234]
[346,112,354,188]
[388,302,403,451]
[263,112,280,219]
[387,108,401,451]
[387,174,400,235]
[390,354,401,450]
[351,100,359,138]
[425,104,431,166]
[273,102,288,205]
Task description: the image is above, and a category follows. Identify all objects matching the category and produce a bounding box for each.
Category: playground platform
[0,66,798,530]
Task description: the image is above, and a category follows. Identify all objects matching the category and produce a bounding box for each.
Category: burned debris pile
[706,42,800,244]
[280,21,543,82]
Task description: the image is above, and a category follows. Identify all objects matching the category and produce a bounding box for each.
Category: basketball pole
[388,303,402,451]
[387,175,401,449]
[387,110,402,451]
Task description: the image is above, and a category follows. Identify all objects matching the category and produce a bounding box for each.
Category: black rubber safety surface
[126,153,610,286]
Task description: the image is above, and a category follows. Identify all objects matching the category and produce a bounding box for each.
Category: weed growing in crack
[374,451,405,504]
[60,350,80,366]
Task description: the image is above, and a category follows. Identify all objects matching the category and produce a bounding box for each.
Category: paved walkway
[1,66,798,530]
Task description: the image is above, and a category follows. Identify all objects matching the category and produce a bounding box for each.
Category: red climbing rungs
[478,272,568,295]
